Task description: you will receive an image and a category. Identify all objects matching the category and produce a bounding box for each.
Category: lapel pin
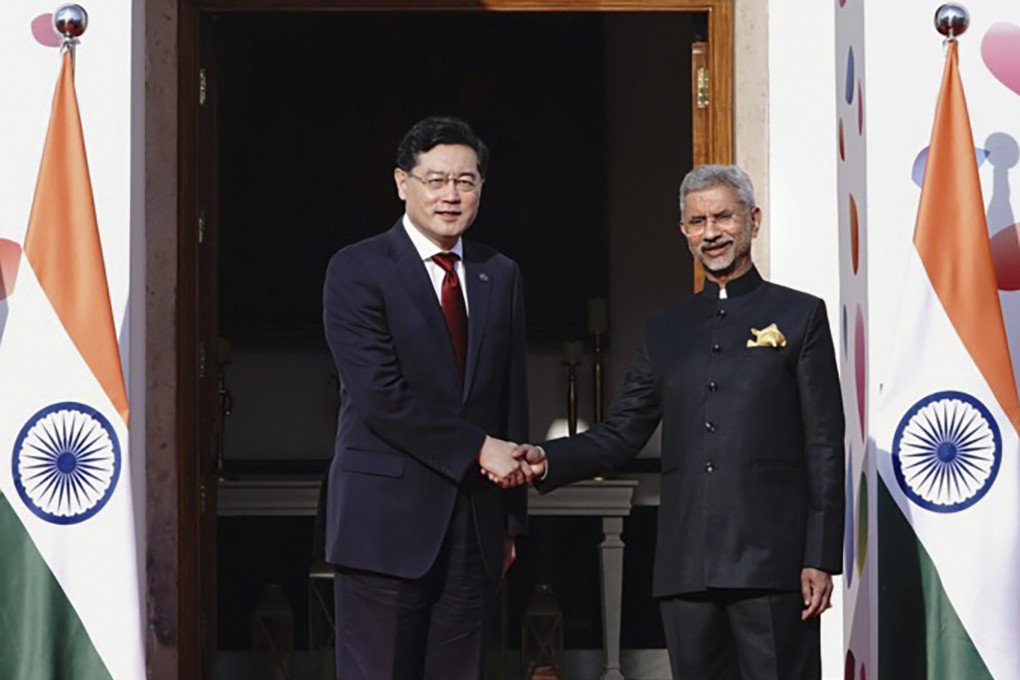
[478,273,489,282]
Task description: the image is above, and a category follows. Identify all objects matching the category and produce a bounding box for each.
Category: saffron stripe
[913,42,1020,436]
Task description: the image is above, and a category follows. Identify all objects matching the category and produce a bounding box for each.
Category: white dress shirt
[402,214,470,314]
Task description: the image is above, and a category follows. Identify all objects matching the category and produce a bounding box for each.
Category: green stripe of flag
[0,494,111,680]
[878,478,991,679]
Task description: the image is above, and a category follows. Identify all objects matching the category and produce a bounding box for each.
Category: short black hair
[395,116,489,177]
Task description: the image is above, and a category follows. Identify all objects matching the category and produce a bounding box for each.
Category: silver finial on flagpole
[935,4,969,41]
[53,4,87,65]
[54,5,88,39]
[54,4,87,50]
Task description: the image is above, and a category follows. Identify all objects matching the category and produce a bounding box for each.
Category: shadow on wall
[984,133,1020,389]
[0,239,23,346]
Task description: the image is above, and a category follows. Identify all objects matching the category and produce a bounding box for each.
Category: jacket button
[717,308,727,319]
[704,461,716,473]
[711,343,722,353]
[705,421,716,433]
[707,381,719,392]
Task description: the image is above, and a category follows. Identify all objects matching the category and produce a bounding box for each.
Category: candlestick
[593,334,604,423]
[563,341,583,436]
[563,340,583,365]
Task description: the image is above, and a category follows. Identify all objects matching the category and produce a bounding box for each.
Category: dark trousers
[333,491,493,680]
[660,589,821,680]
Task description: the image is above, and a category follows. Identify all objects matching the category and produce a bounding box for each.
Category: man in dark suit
[516,165,845,679]
[322,116,533,679]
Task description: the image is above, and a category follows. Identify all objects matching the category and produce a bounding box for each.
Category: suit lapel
[387,224,463,386]
[462,242,491,402]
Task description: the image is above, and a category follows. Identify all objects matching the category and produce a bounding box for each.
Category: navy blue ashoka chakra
[12,401,121,525]
[892,390,1001,513]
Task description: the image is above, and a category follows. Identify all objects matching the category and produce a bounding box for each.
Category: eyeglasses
[406,172,483,194]
[681,209,744,235]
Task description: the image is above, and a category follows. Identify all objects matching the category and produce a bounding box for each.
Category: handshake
[478,435,548,489]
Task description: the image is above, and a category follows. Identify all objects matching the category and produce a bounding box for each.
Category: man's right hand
[479,435,526,488]
[514,443,547,481]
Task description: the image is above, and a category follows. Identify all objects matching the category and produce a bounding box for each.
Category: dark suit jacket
[322,222,529,582]
[540,267,844,596]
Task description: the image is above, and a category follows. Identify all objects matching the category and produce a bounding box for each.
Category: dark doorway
[174,2,734,676]
[215,12,623,347]
[210,10,695,675]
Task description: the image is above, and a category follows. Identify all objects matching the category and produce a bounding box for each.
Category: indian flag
[873,41,1020,679]
[0,51,144,679]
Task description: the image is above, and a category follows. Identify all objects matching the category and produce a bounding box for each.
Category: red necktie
[432,252,468,378]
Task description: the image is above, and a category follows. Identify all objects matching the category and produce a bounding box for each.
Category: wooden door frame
[175,1,732,677]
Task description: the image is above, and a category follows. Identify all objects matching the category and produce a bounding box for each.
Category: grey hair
[678,164,757,220]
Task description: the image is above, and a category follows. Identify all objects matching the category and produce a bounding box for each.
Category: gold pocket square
[746,323,787,348]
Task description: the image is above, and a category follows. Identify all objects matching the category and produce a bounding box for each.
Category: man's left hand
[800,567,833,620]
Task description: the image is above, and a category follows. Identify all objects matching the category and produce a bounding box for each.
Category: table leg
[599,516,626,680]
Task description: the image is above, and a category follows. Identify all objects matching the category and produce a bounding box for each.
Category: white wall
[767,2,840,312]
[767,1,844,677]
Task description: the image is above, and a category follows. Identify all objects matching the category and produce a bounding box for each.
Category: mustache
[699,238,733,254]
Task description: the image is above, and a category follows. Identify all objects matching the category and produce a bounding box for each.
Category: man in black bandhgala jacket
[516,164,845,680]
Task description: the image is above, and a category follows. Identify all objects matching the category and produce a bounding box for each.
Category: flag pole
[52,4,88,70]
